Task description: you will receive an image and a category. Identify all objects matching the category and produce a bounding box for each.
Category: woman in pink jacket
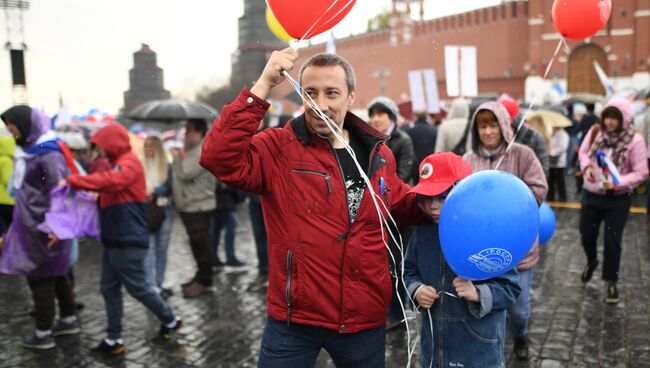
[578,98,648,304]
[463,101,548,361]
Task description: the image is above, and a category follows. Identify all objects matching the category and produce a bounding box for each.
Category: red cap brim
[408,180,455,197]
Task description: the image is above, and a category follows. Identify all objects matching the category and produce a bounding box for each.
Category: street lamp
[372,67,391,96]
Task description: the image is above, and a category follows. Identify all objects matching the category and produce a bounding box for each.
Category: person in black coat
[404,111,438,183]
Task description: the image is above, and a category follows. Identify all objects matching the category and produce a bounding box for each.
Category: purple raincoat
[0,107,72,277]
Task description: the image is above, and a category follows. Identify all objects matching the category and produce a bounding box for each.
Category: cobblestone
[1,183,649,367]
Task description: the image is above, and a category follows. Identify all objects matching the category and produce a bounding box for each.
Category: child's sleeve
[404,230,424,301]
[467,267,522,319]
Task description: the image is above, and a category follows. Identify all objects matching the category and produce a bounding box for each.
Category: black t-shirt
[334,132,369,223]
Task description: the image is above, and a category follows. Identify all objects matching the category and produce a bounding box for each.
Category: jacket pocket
[443,317,502,367]
[291,169,333,193]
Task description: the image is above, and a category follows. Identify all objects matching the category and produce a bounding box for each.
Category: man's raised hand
[251,48,298,99]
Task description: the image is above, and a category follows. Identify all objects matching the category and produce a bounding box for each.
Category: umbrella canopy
[562,93,605,104]
[635,87,650,101]
[526,109,573,128]
[128,99,218,122]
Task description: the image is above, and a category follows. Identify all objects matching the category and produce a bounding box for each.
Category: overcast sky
[0,0,500,115]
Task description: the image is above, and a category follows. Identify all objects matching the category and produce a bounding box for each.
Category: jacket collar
[290,111,387,150]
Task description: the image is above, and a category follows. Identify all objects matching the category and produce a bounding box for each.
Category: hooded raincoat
[66,124,149,248]
[579,98,648,195]
[0,107,72,277]
[463,102,548,270]
[435,98,471,153]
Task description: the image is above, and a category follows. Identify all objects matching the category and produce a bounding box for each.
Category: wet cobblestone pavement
[1,184,649,367]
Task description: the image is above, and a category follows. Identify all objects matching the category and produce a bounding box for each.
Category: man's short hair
[187,118,208,137]
[299,53,356,94]
[586,103,595,113]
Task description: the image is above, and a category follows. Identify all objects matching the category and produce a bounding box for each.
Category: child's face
[420,196,445,223]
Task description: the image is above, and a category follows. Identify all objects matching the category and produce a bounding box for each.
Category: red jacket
[200,89,421,333]
[67,124,148,248]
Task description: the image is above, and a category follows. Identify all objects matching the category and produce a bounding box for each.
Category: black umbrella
[635,87,650,101]
[128,99,218,122]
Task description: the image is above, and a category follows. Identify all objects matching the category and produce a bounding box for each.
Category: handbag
[147,198,166,233]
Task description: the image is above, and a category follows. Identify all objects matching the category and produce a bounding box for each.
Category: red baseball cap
[409,152,473,196]
[498,95,520,121]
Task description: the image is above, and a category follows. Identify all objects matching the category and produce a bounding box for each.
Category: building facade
[230,0,286,90]
[272,0,649,112]
[123,44,171,114]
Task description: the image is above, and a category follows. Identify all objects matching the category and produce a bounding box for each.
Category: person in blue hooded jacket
[404,152,521,368]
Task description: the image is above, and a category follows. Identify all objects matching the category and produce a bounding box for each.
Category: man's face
[184,125,200,148]
[476,111,503,150]
[301,65,354,137]
[369,111,392,134]
[5,122,21,142]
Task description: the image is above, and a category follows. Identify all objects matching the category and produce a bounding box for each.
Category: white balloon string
[427,308,434,368]
[494,38,565,170]
[298,0,355,44]
[283,70,416,367]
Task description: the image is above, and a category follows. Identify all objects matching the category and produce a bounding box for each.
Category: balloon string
[494,38,565,170]
[282,70,417,367]
[289,0,355,50]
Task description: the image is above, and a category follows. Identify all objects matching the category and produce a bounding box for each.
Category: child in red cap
[403,152,521,367]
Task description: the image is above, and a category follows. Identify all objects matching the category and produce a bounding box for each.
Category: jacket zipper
[291,169,332,193]
[286,250,293,326]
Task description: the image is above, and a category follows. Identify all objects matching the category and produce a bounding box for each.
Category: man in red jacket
[200,48,421,367]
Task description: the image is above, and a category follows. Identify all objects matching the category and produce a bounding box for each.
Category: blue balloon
[538,202,556,245]
[439,170,539,281]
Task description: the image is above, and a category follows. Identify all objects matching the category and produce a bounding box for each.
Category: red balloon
[267,0,356,40]
[552,0,611,40]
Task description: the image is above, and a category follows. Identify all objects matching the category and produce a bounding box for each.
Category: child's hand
[453,277,479,302]
[415,285,439,309]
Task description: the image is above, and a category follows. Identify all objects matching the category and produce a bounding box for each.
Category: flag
[326,32,336,54]
[593,61,614,96]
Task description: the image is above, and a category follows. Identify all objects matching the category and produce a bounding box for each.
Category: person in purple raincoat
[0,106,79,350]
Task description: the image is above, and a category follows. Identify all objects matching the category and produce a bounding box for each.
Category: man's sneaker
[580,260,599,283]
[182,282,208,298]
[52,319,81,336]
[90,339,125,356]
[22,333,55,350]
[513,336,529,360]
[606,283,620,304]
[160,287,174,300]
[159,318,184,340]
[226,259,246,267]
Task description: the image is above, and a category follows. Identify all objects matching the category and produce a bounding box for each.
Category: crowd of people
[0,48,648,367]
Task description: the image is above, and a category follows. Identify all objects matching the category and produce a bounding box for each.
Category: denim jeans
[258,318,386,368]
[101,247,175,339]
[248,201,268,275]
[211,209,239,263]
[145,206,174,287]
[508,268,533,337]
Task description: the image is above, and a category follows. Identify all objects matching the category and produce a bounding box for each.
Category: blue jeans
[211,209,239,263]
[101,247,175,340]
[258,318,386,368]
[508,268,533,337]
[145,206,174,287]
[248,201,268,275]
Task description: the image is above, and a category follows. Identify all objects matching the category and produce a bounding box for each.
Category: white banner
[460,46,478,97]
[445,46,460,97]
[423,69,440,113]
[408,70,427,113]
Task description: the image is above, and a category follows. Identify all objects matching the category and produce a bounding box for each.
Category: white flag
[326,32,336,54]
